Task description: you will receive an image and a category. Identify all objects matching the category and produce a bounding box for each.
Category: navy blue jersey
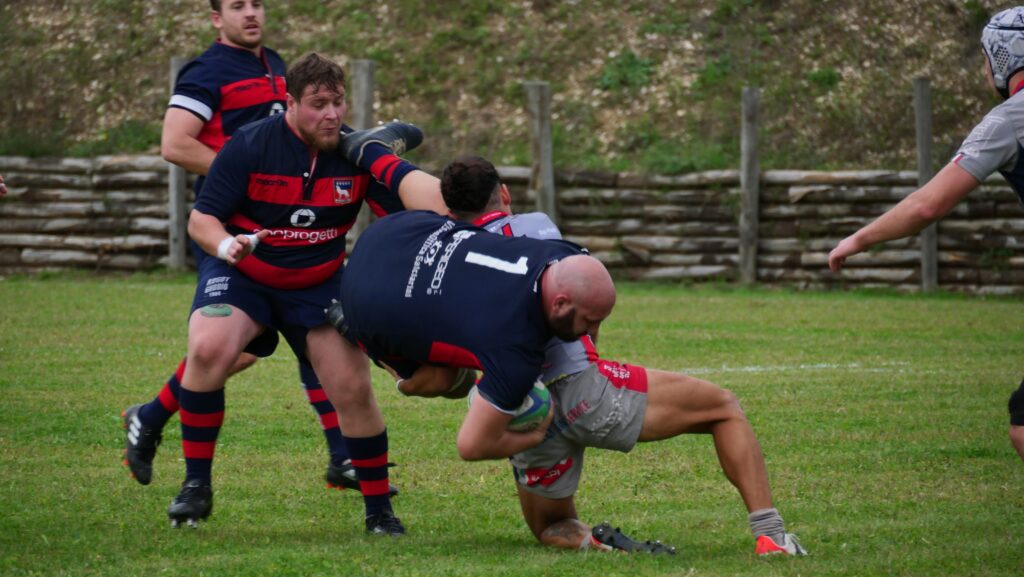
[193,114,404,290]
[341,211,584,411]
[170,41,287,152]
[169,41,287,197]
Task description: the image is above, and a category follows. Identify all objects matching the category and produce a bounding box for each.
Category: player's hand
[0,174,7,197]
[221,230,271,265]
[828,236,862,272]
[519,397,556,446]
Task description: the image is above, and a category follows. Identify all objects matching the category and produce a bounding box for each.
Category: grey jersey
[953,89,1024,203]
[474,211,595,383]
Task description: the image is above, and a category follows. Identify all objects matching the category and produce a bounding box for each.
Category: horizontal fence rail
[1,157,1022,294]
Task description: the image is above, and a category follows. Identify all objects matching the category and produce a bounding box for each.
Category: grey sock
[748,507,785,543]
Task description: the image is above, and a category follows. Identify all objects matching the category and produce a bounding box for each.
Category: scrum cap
[982,7,1024,99]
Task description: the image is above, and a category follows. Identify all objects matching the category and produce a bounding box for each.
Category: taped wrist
[216,236,234,261]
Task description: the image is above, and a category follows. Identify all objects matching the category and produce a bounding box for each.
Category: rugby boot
[122,403,161,485]
[756,532,808,556]
[325,459,400,497]
[167,479,213,529]
[591,522,677,555]
[365,509,406,536]
[340,121,423,166]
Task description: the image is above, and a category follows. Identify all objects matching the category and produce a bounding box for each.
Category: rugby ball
[467,381,552,432]
[508,381,552,432]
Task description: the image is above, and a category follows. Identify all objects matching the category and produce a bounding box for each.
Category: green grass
[0,275,1021,576]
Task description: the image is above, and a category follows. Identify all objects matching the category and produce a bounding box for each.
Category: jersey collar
[472,211,509,227]
[1012,78,1024,97]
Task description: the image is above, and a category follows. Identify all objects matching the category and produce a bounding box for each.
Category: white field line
[679,361,914,376]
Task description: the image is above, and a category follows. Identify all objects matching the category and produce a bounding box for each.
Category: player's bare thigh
[639,368,744,441]
[305,325,381,436]
[184,304,264,391]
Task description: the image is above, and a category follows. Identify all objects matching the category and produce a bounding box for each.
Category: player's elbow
[913,200,945,224]
[456,436,488,461]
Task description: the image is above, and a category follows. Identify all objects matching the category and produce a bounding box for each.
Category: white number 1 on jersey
[465,251,528,275]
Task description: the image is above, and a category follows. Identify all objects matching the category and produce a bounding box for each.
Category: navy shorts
[191,256,342,359]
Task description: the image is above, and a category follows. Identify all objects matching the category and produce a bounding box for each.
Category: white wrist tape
[216,234,261,261]
[216,236,234,260]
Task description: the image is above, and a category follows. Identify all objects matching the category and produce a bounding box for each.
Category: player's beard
[548,307,580,342]
[300,125,341,152]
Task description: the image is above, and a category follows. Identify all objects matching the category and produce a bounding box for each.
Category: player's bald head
[542,255,615,342]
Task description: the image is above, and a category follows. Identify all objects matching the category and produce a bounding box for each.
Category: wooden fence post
[168,56,188,270]
[350,59,376,239]
[914,77,938,292]
[523,81,557,224]
[739,86,761,285]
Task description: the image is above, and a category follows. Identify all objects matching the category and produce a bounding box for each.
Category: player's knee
[188,332,235,371]
[717,387,747,421]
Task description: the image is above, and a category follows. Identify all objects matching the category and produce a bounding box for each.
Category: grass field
[0,274,1021,577]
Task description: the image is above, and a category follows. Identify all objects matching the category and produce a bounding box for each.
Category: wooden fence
[4,154,1020,294]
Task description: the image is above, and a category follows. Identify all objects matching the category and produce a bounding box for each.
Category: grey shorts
[510,360,648,499]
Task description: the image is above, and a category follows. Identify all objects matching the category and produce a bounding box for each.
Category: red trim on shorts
[596,360,648,393]
[521,458,573,487]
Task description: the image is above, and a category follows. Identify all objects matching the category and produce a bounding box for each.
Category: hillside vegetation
[0,0,1004,173]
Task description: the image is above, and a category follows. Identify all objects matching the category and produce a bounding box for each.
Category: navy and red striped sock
[137,357,184,428]
[298,360,349,465]
[343,430,392,516]
[357,143,418,192]
[179,387,225,483]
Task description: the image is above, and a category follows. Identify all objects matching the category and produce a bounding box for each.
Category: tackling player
[161,52,440,533]
[335,212,614,462]
[122,0,385,495]
[827,6,1024,464]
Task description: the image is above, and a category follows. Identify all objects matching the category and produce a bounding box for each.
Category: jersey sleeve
[474,346,546,412]
[191,131,254,221]
[168,59,219,122]
[364,179,405,217]
[952,108,1020,182]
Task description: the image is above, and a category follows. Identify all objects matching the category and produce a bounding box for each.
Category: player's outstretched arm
[828,162,979,271]
[456,390,553,460]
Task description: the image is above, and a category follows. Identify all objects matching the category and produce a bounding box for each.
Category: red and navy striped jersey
[169,41,287,153]
[193,114,404,290]
[340,210,584,411]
